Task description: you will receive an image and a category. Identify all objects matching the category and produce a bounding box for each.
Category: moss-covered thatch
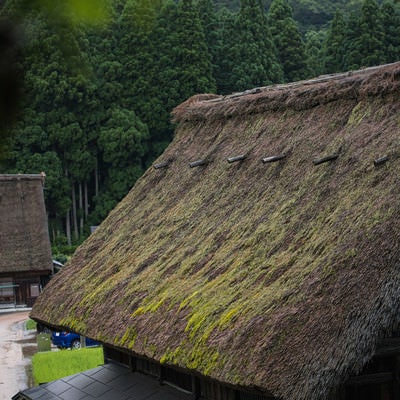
[31,63,400,400]
[0,174,52,273]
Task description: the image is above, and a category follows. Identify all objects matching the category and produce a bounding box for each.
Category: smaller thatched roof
[0,174,52,274]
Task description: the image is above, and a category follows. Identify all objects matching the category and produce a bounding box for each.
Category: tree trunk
[95,157,99,197]
[65,167,72,246]
[84,181,89,219]
[66,210,71,246]
[79,182,84,236]
[72,183,78,241]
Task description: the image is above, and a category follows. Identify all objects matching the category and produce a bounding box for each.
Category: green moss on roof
[32,63,400,400]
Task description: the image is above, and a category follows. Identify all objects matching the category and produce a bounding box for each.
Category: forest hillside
[215,0,384,30]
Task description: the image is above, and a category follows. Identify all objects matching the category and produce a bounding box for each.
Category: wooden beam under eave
[345,372,393,386]
[375,338,400,357]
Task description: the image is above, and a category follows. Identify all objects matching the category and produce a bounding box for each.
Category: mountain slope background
[215,0,384,30]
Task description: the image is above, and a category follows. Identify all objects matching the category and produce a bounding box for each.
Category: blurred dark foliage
[0,18,20,155]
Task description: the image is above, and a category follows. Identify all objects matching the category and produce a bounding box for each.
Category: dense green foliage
[268,0,308,82]
[25,318,37,330]
[1,0,400,251]
[323,10,347,73]
[216,0,282,93]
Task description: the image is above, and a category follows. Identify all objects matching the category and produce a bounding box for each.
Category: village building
[27,62,400,400]
[0,174,53,307]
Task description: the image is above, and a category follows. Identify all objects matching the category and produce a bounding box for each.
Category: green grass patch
[32,347,104,385]
[25,319,37,330]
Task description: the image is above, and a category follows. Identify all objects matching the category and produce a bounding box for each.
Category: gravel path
[0,311,35,400]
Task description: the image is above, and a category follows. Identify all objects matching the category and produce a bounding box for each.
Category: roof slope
[32,63,400,400]
[0,174,52,274]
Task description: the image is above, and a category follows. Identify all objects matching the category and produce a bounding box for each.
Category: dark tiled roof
[13,363,192,400]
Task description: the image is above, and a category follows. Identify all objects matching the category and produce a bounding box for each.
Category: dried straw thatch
[32,63,400,400]
[0,174,52,273]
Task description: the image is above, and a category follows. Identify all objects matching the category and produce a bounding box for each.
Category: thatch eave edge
[172,62,400,123]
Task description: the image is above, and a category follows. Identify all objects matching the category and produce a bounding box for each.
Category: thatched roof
[0,174,52,274]
[32,62,400,400]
